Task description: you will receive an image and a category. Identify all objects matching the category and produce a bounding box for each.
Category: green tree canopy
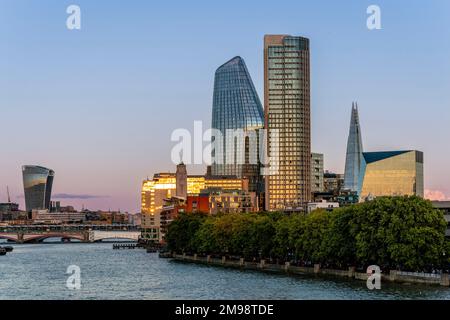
[166,196,449,271]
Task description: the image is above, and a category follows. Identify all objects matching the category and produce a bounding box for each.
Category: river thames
[0,242,449,300]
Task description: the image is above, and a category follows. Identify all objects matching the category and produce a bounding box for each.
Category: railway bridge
[0,224,140,243]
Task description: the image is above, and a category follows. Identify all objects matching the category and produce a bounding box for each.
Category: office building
[264,35,311,211]
[186,189,257,215]
[208,189,256,214]
[432,201,450,237]
[0,202,21,222]
[128,213,142,226]
[141,166,246,241]
[22,165,55,212]
[324,171,344,194]
[307,200,340,213]
[141,173,245,215]
[186,195,210,213]
[49,201,61,213]
[311,153,324,193]
[160,197,186,242]
[0,202,19,213]
[31,209,86,224]
[359,151,424,201]
[344,103,364,193]
[211,56,264,192]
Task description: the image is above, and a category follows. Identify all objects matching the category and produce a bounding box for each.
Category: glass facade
[344,103,364,192]
[22,165,55,212]
[359,151,424,200]
[141,173,243,216]
[211,56,264,192]
[141,173,244,241]
[264,35,311,211]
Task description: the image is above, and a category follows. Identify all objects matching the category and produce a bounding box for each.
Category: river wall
[169,253,450,287]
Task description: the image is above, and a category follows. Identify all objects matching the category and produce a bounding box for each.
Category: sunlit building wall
[141,173,244,241]
[208,190,257,215]
[359,151,424,201]
[141,174,244,215]
[264,35,311,211]
[186,189,257,215]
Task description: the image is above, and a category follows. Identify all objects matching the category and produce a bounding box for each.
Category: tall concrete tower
[176,162,187,199]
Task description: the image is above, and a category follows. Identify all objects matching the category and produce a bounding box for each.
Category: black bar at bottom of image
[0,300,445,318]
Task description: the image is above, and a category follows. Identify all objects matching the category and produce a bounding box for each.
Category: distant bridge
[0,224,140,243]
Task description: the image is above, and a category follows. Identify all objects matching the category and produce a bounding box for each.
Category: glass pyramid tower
[343,102,364,192]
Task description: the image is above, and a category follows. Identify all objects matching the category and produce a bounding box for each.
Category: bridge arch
[0,235,19,242]
[23,233,85,243]
[92,231,140,242]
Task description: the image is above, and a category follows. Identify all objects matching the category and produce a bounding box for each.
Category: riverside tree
[166,196,449,271]
[165,212,207,253]
[351,196,448,271]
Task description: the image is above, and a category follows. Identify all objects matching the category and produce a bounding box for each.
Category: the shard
[343,102,364,192]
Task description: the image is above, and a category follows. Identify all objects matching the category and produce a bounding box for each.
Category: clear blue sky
[1,0,449,212]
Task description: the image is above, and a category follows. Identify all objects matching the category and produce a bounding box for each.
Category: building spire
[344,102,364,193]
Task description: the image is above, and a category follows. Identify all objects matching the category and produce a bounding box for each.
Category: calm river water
[0,242,449,300]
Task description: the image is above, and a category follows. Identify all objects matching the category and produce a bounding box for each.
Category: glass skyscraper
[211,56,264,192]
[343,103,364,193]
[264,35,311,211]
[22,165,55,212]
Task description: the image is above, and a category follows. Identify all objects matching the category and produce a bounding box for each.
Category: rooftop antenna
[6,186,11,203]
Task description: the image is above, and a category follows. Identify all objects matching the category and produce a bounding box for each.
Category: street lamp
[443,251,447,272]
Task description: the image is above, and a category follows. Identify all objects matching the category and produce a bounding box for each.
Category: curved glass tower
[211,56,264,191]
[22,165,55,212]
[343,103,364,192]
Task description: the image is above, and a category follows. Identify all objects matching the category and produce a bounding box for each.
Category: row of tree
[166,196,450,272]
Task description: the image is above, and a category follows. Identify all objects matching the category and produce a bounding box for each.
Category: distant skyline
[1,1,449,212]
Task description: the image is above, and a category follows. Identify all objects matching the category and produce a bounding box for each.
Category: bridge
[0,224,141,243]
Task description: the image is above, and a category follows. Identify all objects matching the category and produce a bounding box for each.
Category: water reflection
[0,243,448,300]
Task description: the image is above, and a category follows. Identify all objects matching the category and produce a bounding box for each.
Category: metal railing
[396,271,442,279]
